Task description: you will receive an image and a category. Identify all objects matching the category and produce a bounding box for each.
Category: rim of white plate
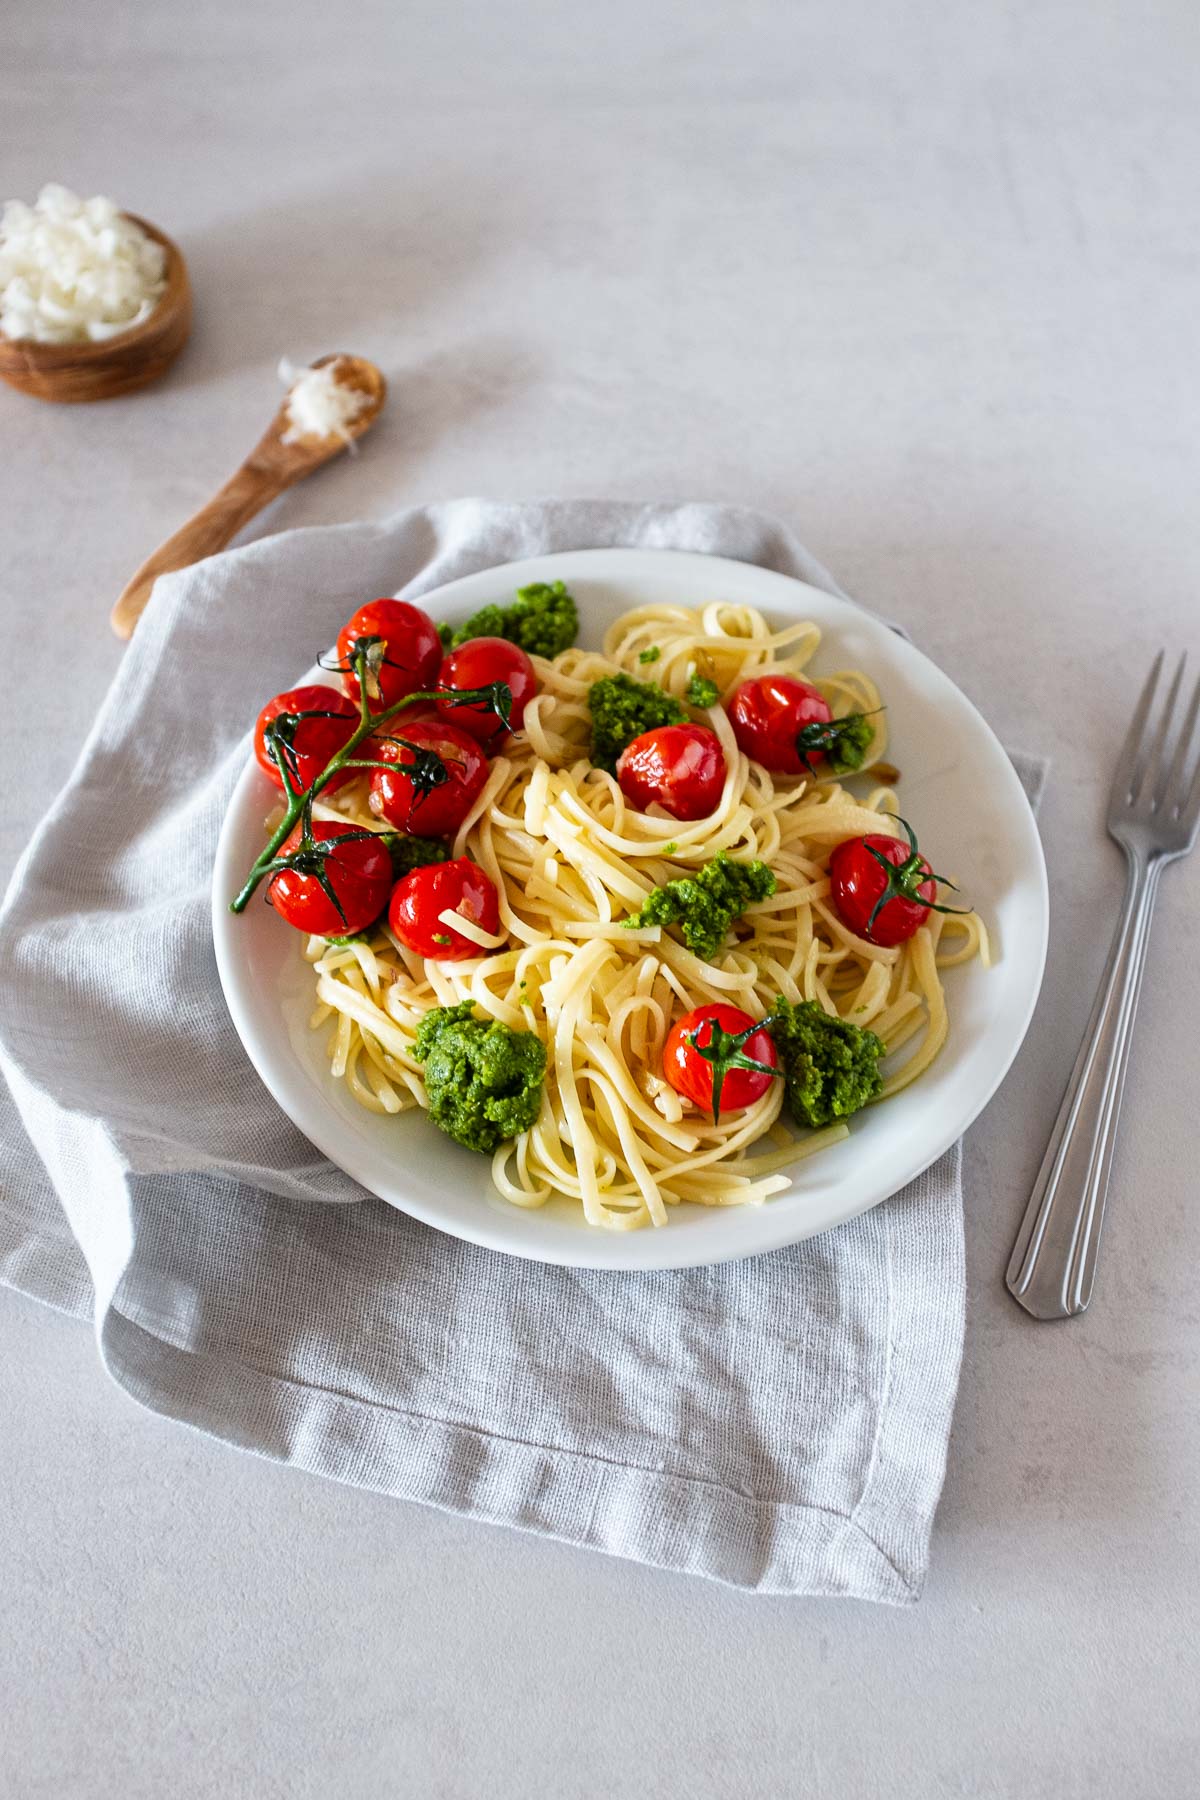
[212,548,1049,1270]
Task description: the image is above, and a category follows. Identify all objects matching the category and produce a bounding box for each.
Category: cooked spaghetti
[300,600,987,1230]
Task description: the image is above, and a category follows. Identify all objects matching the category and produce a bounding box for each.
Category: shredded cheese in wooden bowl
[0,184,167,345]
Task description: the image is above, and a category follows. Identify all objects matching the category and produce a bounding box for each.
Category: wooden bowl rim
[0,214,189,368]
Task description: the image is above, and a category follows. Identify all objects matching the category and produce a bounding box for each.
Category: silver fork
[1007,652,1200,1320]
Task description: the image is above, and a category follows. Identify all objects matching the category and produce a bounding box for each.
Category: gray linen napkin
[0,500,1044,1602]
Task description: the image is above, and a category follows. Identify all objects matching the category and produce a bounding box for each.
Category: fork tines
[1116,652,1200,833]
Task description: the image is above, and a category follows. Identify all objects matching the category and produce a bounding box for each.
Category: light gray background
[4,3,1198,1795]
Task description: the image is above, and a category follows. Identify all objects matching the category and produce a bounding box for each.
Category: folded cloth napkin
[0,500,1044,1602]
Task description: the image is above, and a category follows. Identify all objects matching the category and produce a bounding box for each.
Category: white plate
[212,548,1048,1270]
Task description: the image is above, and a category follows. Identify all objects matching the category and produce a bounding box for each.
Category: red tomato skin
[254,685,359,794]
[663,1004,779,1117]
[829,834,937,947]
[388,857,502,960]
[368,720,489,838]
[729,675,832,774]
[436,637,537,746]
[267,822,394,937]
[616,724,727,821]
[337,599,443,710]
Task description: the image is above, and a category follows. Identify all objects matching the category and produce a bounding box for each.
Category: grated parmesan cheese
[0,184,167,345]
[278,356,369,445]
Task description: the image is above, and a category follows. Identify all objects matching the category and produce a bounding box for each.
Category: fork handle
[1006,856,1162,1319]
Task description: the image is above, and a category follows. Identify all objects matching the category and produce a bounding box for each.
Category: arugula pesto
[587,673,687,774]
[623,852,776,960]
[382,833,451,878]
[765,997,884,1128]
[440,580,579,660]
[413,1001,546,1154]
[795,711,876,777]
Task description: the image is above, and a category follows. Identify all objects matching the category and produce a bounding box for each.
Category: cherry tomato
[616,724,726,820]
[829,828,939,947]
[663,1004,780,1122]
[729,674,832,775]
[267,822,394,937]
[337,598,443,711]
[436,636,537,746]
[368,720,489,838]
[254,685,359,794]
[388,857,502,960]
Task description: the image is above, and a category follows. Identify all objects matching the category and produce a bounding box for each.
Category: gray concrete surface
[3,3,1198,1794]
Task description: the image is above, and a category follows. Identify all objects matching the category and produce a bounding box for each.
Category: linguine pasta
[302,600,988,1231]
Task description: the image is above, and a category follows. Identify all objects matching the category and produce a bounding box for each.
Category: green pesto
[384,833,451,878]
[623,852,776,961]
[587,673,687,774]
[795,711,876,775]
[765,996,884,1128]
[443,580,579,659]
[685,673,720,708]
[830,712,875,771]
[638,646,661,664]
[413,1001,547,1155]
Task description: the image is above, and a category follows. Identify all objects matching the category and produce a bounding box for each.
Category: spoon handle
[110,452,300,639]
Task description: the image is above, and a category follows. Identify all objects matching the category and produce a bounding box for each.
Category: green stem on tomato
[862,815,972,935]
[229,648,511,914]
[691,1017,782,1125]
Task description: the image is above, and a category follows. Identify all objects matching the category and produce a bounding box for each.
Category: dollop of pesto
[765,996,884,1128]
[794,711,876,776]
[383,833,452,878]
[623,852,776,961]
[685,673,720,708]
[587,673,687,774]
[413,1001,546,1154]
[442,580,579,660]
[829,712,874,771]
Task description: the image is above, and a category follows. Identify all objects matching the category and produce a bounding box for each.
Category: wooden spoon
[110,353,386,639]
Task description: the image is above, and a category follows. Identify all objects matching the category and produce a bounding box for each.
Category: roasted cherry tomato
[254,685,359,794]
[267,821,394,937]
[436,636,537,746]
[337,598,443,711]
[616,723,726,820]
[663,1004,780,1123]
[368,719,489,838]
[729,674,833,775]
[829,817,956,947]
[388,857,502,960]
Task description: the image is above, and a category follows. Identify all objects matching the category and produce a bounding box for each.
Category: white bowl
[212,548,1048,1270]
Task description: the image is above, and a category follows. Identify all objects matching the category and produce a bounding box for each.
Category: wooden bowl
[0,216,191,403]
